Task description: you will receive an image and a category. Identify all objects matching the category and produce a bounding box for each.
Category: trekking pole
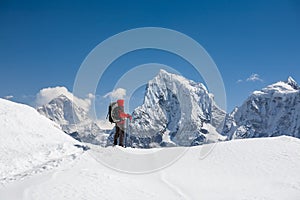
[125,118,130,148]
[127,118,130,148]
[125,118,129,148]
[124,119,127,148]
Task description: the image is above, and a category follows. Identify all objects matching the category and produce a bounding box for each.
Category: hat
[117,99,124,107]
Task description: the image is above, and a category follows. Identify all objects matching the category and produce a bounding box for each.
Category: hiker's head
[117,99,124,107]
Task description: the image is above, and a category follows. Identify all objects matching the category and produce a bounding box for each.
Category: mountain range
[1,97,300,199]
[35,70,300,147]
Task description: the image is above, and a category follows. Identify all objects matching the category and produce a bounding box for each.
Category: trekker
[113,99,132,147]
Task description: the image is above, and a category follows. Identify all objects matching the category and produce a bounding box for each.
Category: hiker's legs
[119,129,124,147]
[113,125,119,145]
[117,124,125,147]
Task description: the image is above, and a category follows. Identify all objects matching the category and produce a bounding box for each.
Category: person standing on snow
[113,99,132,147]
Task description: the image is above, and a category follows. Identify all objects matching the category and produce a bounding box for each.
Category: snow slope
[0,98,82,184]
[223,77,300,139]
[1,136,300,200]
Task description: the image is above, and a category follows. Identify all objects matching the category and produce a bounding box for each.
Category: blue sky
[1,0,300,115]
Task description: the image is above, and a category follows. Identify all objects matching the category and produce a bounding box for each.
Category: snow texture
[0,98,82,184]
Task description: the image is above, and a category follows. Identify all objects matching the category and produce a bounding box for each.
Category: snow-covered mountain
[0,98,82,183]
[115,69,226,147]
[37,94,108,146]
[223,76,300,139]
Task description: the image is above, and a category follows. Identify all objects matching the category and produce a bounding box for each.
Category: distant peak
[287,76,299,90]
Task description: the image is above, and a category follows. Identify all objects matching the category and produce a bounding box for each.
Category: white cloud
[87,93,95,99]
[104,88,126,100]
[4,95,13,100]
[35,86,94,111]
[236,79,243,83]
[246,74,263,82]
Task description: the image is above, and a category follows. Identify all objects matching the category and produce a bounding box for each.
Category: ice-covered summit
[127,69,226,147]
[223,77,300,139]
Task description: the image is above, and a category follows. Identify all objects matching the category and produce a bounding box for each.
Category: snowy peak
[37,93,108,146]
[223,77,300,139]
[126,70,226,147]
[157,69,170,77]
[155,69,186,82]
[156,69,176,78]
[252,77,299,97]
[38,94,88,126]
[154,69,208,92]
